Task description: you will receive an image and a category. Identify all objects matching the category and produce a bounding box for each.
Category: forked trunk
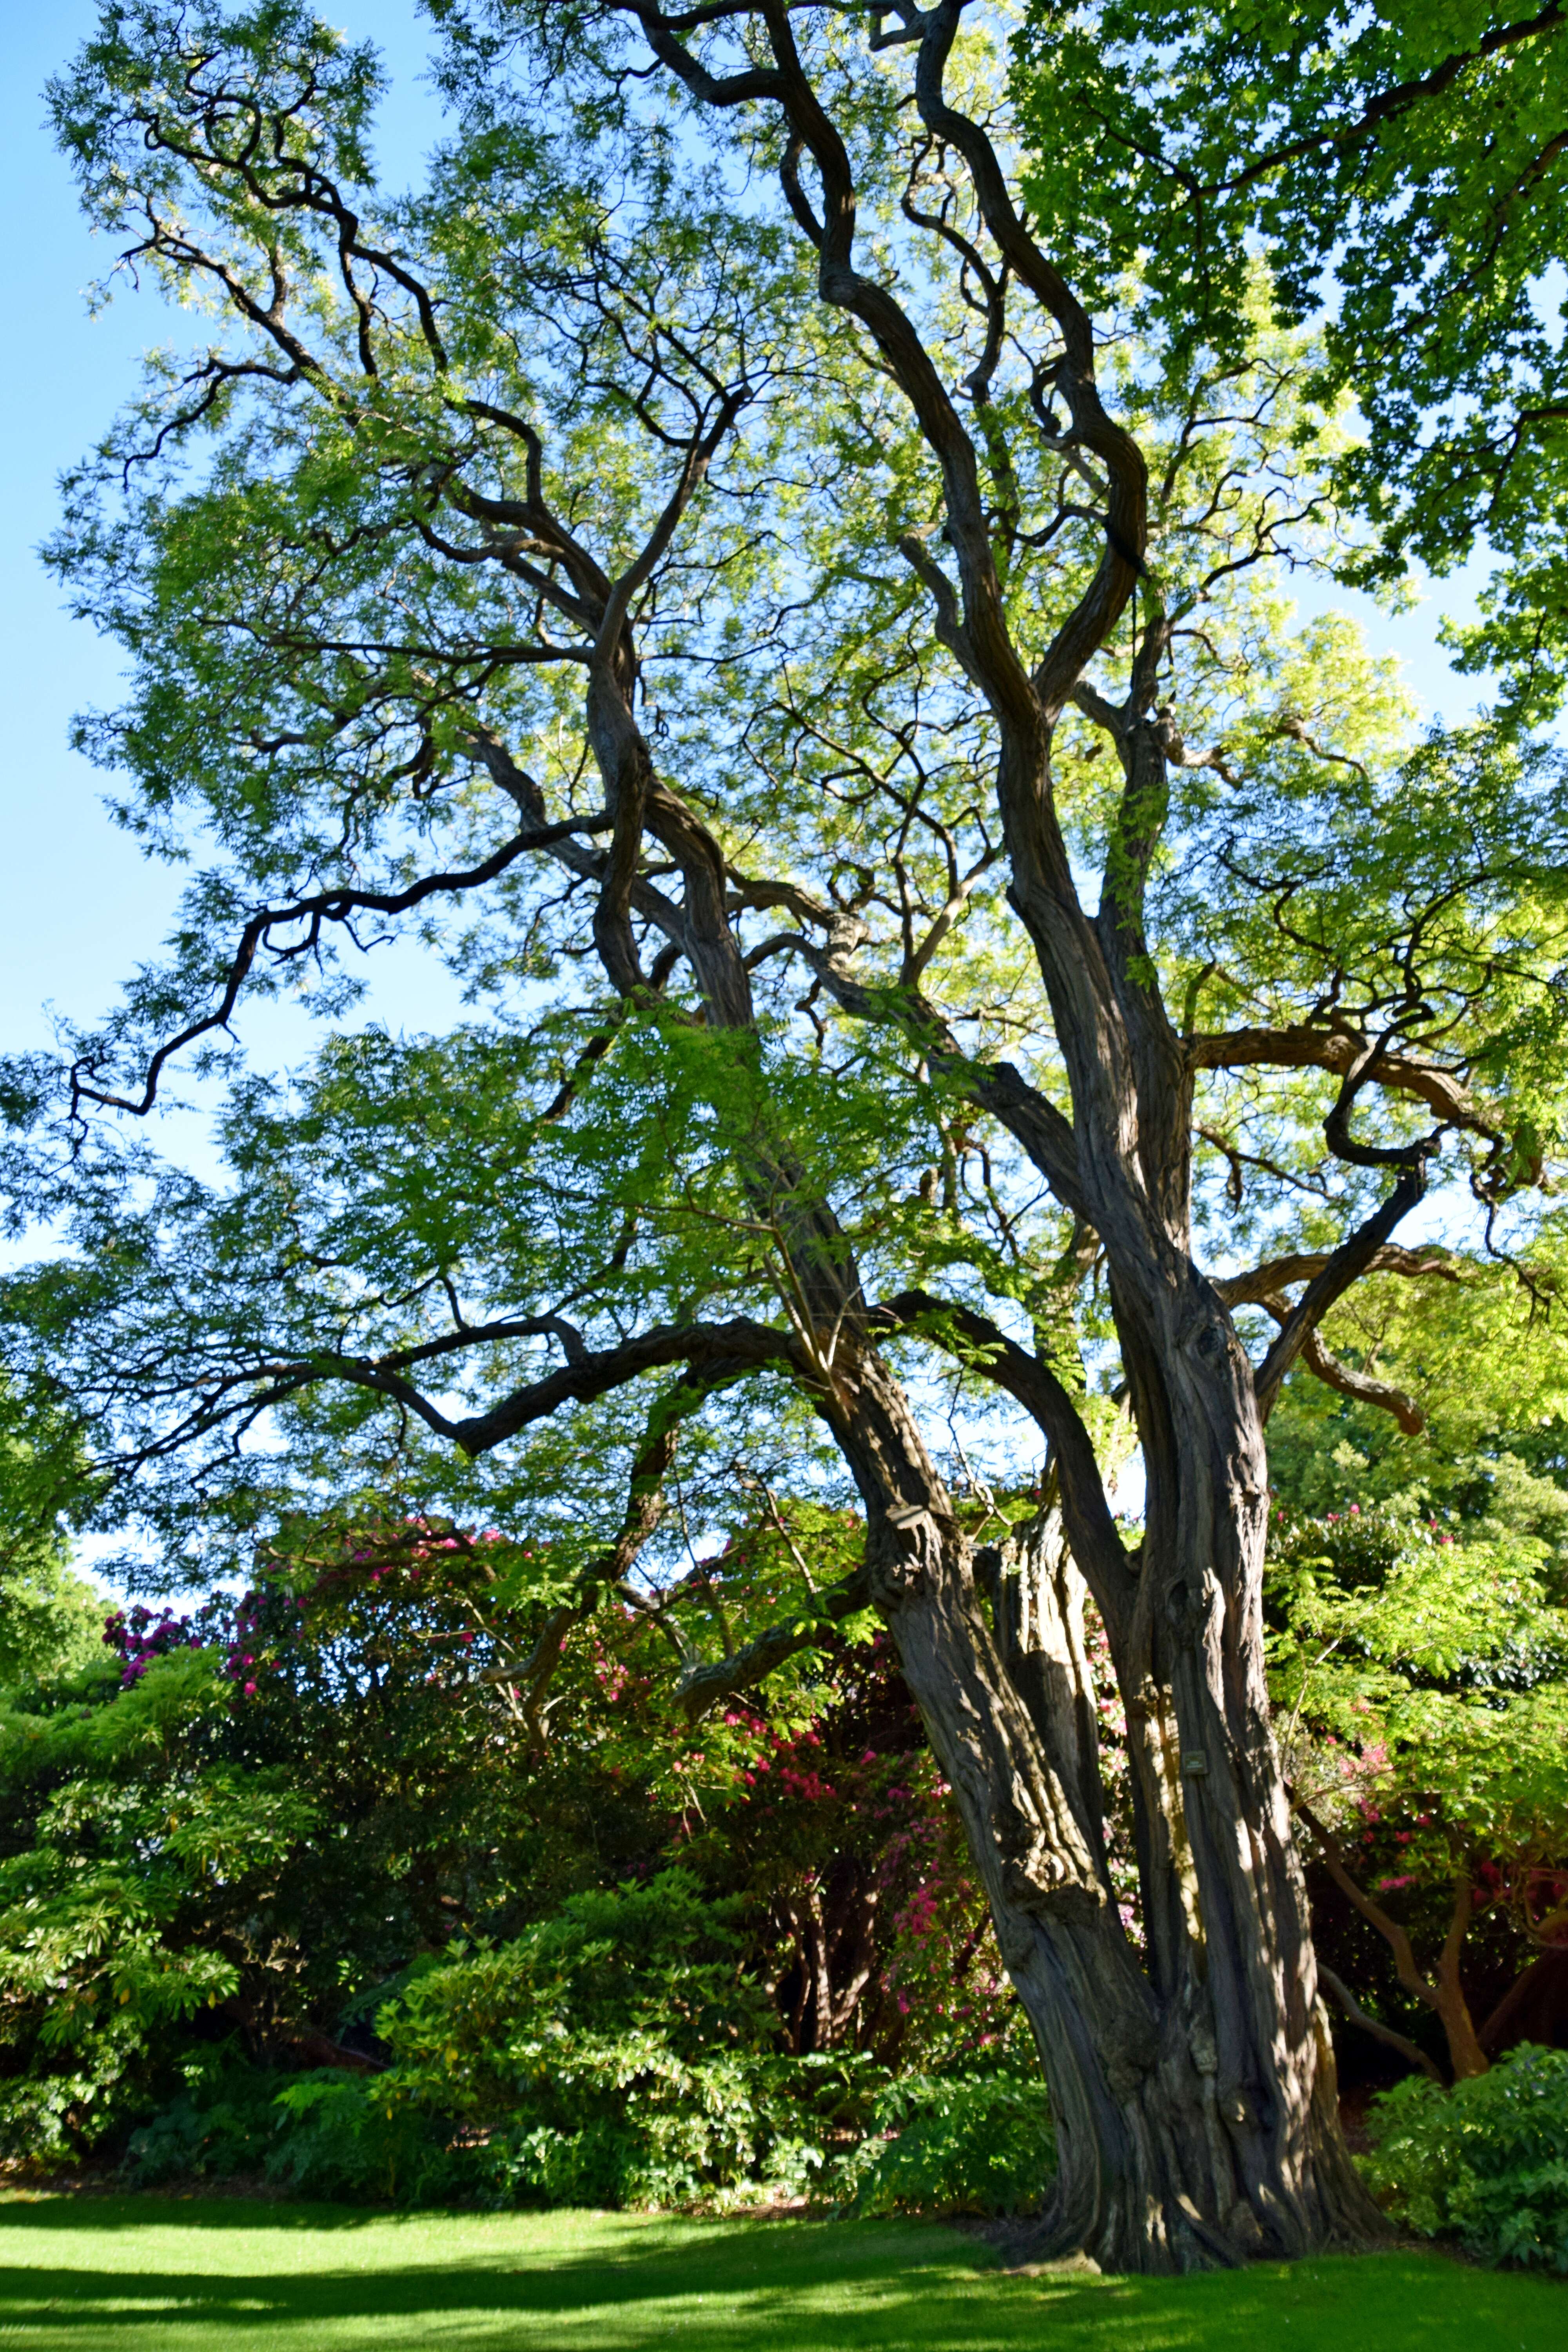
[833,1349,1383,2272]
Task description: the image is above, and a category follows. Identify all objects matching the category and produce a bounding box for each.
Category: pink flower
[243,1681,257,1696]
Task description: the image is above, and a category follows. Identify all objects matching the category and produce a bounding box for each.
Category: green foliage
[123,2045,283,2186]
[265,2074,461,2206]
[0,1387,102,1690]
[1269,1504,1568,1949]
[119,1872,891,2209]
[826,2067,1054,2219]
[1264,1241,1568,1559]
[1364,2045,1568,2270]
[0,1552,102,1692]
[341,1869,870,2208]
[1171,726,1568,1184]
[1014,2,1568,718]
[5,0,1559,1621]
[0,1523,1008,2193]
[0,1644,315,2161]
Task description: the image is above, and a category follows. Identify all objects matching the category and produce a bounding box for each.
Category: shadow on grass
[0,2200,1564,2350]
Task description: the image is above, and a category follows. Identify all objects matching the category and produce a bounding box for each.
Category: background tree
[4,0,1567,2269]
[1270,1500,1568,2084]
[0,1392,102,1689]
[1014,0,1568,720]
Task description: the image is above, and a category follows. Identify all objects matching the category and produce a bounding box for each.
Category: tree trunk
[827,1346,1383,2271]
[777,1875,878,2052]
[1434,1876,1490,2079]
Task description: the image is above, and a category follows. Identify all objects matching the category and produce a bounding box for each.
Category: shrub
[132,1871,877,2209]
[122,1877,1045,2214]
[265,2073,462,2204]
[1363,2043,1568,2270]
[370,1869,856,2207]
[825,2068,1054,2217]
[124,2052,280,2186]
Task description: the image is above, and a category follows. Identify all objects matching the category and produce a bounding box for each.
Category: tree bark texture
[815,1345,1379,2269]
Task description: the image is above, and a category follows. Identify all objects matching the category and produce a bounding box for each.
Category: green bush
[127,2060,468,2205]
[120,1878,1053,2216]
[1364,2043,1568,2270]
[266,2073,463,2204]
[825,2069,1054,2217]
[124,2051,280,2187]
[122,1872,878,2209]
[367,1869,861,2208]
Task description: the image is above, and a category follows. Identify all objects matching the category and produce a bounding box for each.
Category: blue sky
[0,0,452,1082]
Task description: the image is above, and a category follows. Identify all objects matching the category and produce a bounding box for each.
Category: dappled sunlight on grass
[0,2197,1564,2349]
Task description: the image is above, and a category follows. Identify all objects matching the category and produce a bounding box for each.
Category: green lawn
[0,2196,1563,2350]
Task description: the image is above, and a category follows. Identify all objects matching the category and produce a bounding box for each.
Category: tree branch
[1190,1026,1495,1139]
[871,1288,1135,1637]
[1316,1963,1444,2084]
[1253,1163,1430,1422]
[1294,1792,1441,2016]
[71,815,612,1121]
[1212,1246,1459,1307]
[673,1565,871,1718]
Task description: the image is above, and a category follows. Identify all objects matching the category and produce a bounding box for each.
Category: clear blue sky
[0,0,452,1082]
[0,4,1494,1113]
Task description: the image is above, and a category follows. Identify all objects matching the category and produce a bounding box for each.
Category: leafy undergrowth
[1364,2045,1568,2271]
[0,2198,1564,2350]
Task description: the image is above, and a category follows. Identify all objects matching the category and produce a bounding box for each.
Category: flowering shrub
[1364,2045,1568,2269]
[101,1604,201,1688]
[17,1505,1028,2187]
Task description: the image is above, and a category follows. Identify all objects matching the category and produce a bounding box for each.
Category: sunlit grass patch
[0,2196,1564,2349]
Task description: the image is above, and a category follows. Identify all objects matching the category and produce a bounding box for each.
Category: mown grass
[0,2195,1563,2349]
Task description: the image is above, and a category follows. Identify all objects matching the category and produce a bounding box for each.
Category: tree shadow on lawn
[0,2202,1563,2350]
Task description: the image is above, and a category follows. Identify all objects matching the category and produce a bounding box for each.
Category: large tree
[7,0,1568,2269]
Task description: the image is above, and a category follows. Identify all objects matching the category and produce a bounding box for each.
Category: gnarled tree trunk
[823,1344,1379,2269]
